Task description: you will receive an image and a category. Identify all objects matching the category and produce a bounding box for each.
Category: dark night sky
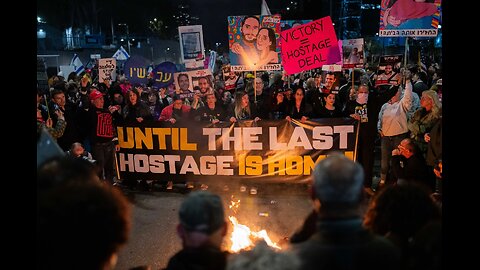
[38,0,285,45]
[38,0,379,47]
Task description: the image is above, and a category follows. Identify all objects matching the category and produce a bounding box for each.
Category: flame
[229,198,241,214]
[227,199,281,252]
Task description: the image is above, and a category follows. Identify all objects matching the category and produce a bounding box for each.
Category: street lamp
[165,47,170,61]
[118,23,130,54]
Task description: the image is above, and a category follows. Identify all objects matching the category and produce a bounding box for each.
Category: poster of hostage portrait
[319,70,342,94]
[375,54,403,87]
[174,72,194,94]
[342,38,364,68]
[191,72,214,94]
[379,0,442,37]
[228,14,282,71]
[178,25,205,69]
[174,69,213,94]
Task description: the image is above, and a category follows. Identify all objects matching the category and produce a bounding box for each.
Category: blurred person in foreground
[164,191,229,270]
[363,184,441,270]
[291,153,401,270]
[37,155,132,270]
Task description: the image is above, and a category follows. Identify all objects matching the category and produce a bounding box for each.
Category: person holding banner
[123,88,153,124]
[227,91,260,123]
[307,72,339,117]
[316,93,344,118]
[194,93,226,124]
[270,90,289,120]
[159,95,192,124]
[286,87,312,123]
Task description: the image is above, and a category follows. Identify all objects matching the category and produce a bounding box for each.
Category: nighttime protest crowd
[37,57,442,269]
[37,3,442,269]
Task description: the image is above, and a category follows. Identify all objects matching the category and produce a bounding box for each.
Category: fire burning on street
[227,198,282,252]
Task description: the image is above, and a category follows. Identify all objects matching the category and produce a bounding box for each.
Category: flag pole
[403,37,409,85]
[353,120,360,162]
[114,152,121,183]
[44,95,50,119]
[254,69,257,104]
[351,68,354,89]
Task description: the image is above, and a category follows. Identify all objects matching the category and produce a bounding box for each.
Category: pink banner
[280,16,341,75]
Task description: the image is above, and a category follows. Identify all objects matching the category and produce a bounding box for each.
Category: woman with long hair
[227,90,260,123]
[286,87,312,123]
[255,27,278,66]
[123,88,153,124]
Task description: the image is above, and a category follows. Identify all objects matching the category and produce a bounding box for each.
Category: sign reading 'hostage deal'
[280,16,341,75]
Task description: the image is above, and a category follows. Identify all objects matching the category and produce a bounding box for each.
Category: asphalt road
[115,183,312,270]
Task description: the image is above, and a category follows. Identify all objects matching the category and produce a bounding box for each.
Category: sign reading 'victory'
[280,16,341,75]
